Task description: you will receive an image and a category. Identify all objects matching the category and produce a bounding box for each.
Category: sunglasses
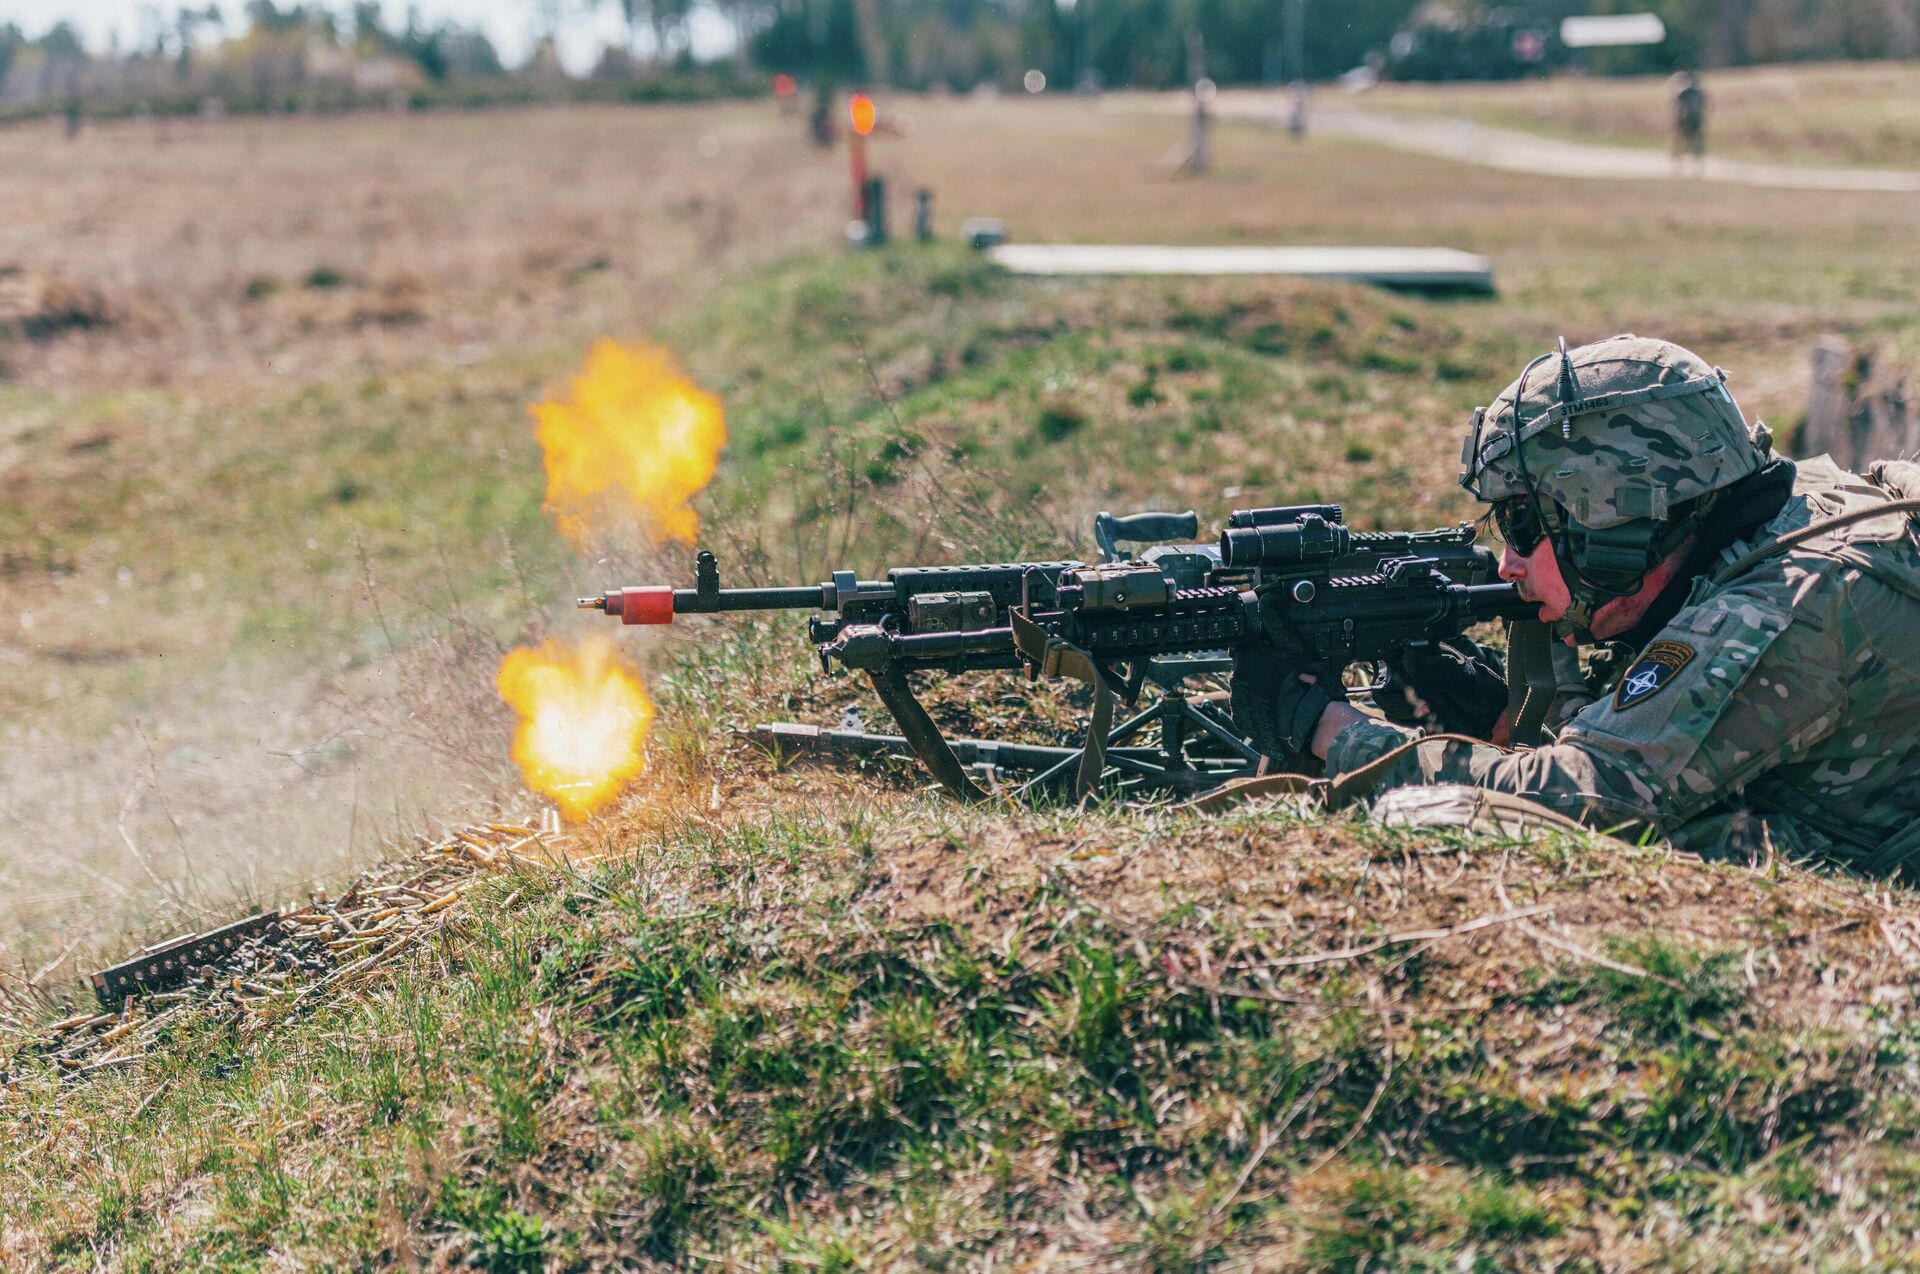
[1492,498,1551,555]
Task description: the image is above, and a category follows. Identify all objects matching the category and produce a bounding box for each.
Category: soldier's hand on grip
[1229,645,1347,762]
[1378,637,1507,740]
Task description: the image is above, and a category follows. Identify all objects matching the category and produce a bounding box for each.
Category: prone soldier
[1230,335,1920,873]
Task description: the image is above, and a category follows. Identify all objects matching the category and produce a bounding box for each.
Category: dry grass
[1360,60,1920,168]
[6,729,1919,1268]
[6,85,1920,981]
[0,102,842,393]
[4,86,1920,1266]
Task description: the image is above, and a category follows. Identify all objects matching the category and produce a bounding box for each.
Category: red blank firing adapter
[583,587,675,624]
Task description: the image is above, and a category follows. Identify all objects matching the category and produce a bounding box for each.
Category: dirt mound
[0,265,114,341]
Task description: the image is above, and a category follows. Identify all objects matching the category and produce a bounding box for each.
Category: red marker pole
[848,93,876,219]
[851,131,867,218]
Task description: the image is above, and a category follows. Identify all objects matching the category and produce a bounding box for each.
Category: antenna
[1555,335,1578,437]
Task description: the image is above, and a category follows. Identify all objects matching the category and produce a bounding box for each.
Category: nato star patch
[1613,639,1697,710]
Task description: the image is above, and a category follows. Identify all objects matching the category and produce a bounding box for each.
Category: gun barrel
[585,584,832,625]
[672,585,833,614]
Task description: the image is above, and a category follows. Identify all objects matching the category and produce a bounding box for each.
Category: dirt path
[1204,92,1920,193]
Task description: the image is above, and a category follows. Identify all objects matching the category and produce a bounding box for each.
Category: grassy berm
[8,246,1920,1270]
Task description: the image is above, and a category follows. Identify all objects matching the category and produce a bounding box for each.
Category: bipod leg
[1161,695,1189,769]
[865,665,988,802]
[1017,688,1230,800]
[1006,607,1125,804]
[1183,697,1261,762]
[1103,701,1165,747]
[1017,749,1082,799]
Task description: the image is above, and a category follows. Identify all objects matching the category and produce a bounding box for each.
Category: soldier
[1669,69,1706,176]
[1230,335,1920,872]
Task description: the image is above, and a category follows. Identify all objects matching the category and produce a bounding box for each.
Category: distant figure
[808,83,835,149]
[1669,69,1707,177]
[914,188,934,242]
[1286,79,1310,140]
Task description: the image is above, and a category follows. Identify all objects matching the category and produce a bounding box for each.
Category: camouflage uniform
[1672,75,1706,158]
[1329,454,1920,872]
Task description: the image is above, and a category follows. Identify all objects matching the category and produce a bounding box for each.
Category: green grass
[9,182,1920,1266]
[3,788,1896,1268]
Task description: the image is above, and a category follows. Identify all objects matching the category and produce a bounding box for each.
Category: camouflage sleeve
[1325,572,1848,835]
[1324,715,1666,831]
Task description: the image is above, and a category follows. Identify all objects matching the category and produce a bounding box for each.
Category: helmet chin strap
[1519,339,1602,642]
[1553,596,1602,646]
[1549,505,1709,646]
[1535,499,1610,644]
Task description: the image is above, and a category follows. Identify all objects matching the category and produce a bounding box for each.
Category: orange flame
[497,635,656,820]
[531,338,727,549]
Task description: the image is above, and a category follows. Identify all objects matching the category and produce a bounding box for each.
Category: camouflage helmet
[1460,334,1766,527]
[1460,335,1771,642]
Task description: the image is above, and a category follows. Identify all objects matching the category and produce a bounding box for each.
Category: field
[5,83,1920,1267]
[1363,60,1920,168]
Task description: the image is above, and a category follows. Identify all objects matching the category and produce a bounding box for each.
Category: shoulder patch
[1614,639,1697,710]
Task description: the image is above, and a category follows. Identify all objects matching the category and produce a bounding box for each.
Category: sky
[0,1,736,73]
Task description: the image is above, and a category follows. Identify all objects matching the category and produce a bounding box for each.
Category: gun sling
[1504,619,1558,748]
[1009,606,1119,802]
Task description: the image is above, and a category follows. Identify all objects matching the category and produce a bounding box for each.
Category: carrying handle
[1094,509,1200,562]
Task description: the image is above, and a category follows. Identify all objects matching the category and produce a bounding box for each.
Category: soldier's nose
[1497,543,1529,583]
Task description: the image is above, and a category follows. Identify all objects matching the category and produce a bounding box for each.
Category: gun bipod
[1013,684,1258,797]
[739,685,1257,800]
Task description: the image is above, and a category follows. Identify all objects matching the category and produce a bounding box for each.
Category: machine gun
[1005,538,1536,797]
[579,505,1516,799]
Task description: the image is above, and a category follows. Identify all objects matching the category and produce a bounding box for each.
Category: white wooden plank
[985,244,1495,291]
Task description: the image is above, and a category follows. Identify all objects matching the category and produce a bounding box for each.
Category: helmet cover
[1460,334,1765,528]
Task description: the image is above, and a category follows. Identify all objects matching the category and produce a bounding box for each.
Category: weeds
[435,1181,552,1272]
[9,95,1920,1269]
[0,762,1908,1268]
[1577,934,1747,1043]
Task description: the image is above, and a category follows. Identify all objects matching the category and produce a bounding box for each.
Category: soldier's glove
[1230,645,1347,761]
[1379,637,1507,740]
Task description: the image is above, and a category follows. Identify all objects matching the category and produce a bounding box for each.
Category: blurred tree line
[701,0,1920,84]
[0,2,737,117]
[752,0,1419,88]
[0,4,505,113]
[1402,0,1920,70]
[1610,0,1920,64]
[1,0,1914,118]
